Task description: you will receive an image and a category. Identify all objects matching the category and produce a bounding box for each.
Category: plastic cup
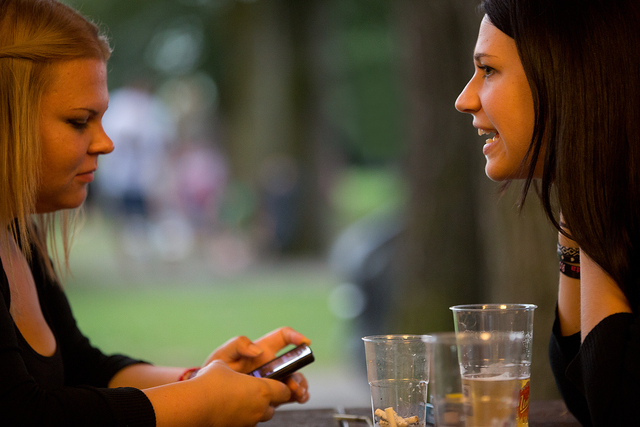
[426,331,524,427]
[450,304,536,427]
[362,335,430,427]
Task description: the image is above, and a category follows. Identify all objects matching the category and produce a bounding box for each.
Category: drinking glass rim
[449,303,537,312]
[362,334,430,343]
[422,330,525,344]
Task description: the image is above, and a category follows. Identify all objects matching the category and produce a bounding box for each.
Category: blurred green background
[59,0,561,405]
[64,215,344,369]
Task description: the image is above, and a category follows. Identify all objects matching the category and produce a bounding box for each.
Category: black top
[0,248,156,426]
[549,309,640,426]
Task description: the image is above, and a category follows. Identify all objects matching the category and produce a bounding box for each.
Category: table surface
[265,400,580,427]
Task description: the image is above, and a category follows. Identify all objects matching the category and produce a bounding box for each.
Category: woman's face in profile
[455,16,540,181]
[36,58,114,213]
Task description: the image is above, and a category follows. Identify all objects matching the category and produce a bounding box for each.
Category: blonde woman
[0,1,309,425]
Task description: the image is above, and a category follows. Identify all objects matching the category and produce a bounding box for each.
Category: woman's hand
[146,360,292,427]
[203,327,310,372]
[202,327,311,403]
[197,360,292,425]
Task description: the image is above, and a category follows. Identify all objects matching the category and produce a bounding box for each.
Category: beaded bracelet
[557,243,580,264]
[559,260,580,279]
[178,367,200,381]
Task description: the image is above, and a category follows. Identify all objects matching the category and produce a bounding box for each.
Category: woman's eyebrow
[474,52,497,62]
[70,107,100,115]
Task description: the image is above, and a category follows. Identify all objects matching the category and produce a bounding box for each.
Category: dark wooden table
[265,400,580,426]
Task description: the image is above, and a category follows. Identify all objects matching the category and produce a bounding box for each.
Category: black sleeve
[42,279,149,388]
[548,308,592,427]
[549,307,640,426]
[0,270,156,426]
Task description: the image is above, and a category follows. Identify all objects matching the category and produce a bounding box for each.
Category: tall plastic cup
[450,304,536,427]
[362,335,430,427]
[426,331,524,427]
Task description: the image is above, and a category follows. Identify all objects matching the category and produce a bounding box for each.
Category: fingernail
[248,344,263,356]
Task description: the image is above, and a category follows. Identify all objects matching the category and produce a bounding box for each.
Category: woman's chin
[485,163,532,182]
[484,165,509,182]
[35,194,87,213]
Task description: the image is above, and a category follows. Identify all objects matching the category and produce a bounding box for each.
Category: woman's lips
[478,128,499,156]
[482,134,500,156]
[76,171,95,183]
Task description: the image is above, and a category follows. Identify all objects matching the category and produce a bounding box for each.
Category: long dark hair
[482,0,640,306]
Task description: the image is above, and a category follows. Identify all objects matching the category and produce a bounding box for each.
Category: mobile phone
[248,344,314,381]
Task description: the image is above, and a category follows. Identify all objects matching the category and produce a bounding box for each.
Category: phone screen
[248,344,314,380]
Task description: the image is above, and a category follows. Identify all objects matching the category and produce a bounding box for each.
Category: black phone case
[249,345,314,381]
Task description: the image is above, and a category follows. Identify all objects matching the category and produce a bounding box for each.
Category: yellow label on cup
[517,378,530,427]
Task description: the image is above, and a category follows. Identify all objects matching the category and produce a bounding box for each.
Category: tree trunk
[391,0,485,333]
[218,0,324,253]
[391,0,559,399]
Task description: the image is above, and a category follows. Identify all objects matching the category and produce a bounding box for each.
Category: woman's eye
[67,119,89,130]
[477,64,495,77]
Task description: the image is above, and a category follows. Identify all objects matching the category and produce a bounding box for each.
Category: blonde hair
[0,0,111,277]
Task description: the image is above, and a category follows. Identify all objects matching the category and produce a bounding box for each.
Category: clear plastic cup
[426,331,524,427]
[363,335,430,427]
[450,304,536,427]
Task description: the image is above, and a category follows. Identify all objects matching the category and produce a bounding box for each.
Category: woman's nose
[455,78,480,114]
[90,126,115,155]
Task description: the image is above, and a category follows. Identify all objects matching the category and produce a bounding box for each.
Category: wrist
[559,260,580,279]
[557,242,580,279]
[557,242,579,263]
[179,367,200,381]
[558,216,578,246]
[558,227,578,246]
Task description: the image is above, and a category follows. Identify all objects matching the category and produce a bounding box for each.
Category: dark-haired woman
[455,0,640,425]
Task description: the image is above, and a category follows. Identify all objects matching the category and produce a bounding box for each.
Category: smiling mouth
[478,128,498,144]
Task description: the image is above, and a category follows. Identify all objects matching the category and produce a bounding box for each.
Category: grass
[66,278,350,368]
[61,214,355,369]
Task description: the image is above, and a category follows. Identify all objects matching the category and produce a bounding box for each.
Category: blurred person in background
[456,0,640,425]
[96,85,175,260]
[0,0,310,425]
